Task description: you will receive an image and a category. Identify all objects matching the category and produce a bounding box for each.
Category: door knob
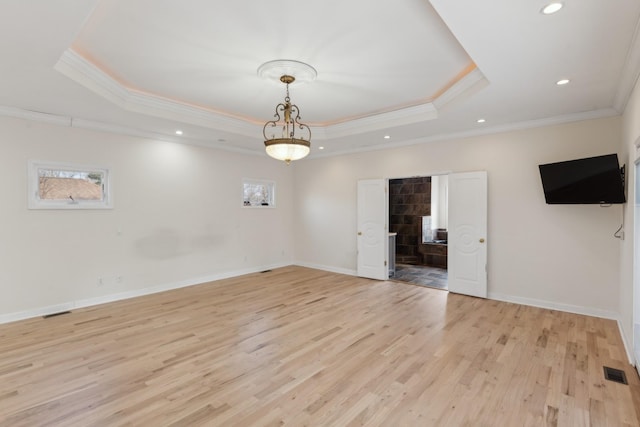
[479,238,485,243]
[358,232,362,236]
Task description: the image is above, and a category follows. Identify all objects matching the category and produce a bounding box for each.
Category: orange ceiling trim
[430,62,478,101]
[70,47,265,126]
[311,62,478,127]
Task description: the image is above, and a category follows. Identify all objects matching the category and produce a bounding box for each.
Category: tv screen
[538,154,625,204]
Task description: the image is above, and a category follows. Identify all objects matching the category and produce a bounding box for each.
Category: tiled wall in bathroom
[389,177,431,264]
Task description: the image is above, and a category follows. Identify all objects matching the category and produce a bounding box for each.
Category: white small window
[243,179,275,207]
[28,160,112,209]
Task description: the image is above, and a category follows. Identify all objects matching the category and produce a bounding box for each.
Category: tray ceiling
[1,0,640,157]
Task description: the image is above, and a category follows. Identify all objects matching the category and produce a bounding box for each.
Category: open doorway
[388,175,448,290]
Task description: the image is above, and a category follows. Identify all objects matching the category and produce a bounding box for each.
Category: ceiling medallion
[260,60,315,164]
[257,60,317,86]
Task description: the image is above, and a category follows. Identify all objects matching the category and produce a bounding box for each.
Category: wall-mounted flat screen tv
[538,154,626,204]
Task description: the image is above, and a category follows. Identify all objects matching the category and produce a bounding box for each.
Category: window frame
[242,178,276,208]
[27,160,113,210]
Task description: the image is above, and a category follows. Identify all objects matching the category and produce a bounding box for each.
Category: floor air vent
[43,310,71,319]
[603,366,628,385]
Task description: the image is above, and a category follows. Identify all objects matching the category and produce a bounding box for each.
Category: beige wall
[0,116,295,321]
[621,77,640,363]
[293,117,623,317]
[0,112,630,337]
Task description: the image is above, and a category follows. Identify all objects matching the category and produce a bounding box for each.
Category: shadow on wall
[135,228,225,260]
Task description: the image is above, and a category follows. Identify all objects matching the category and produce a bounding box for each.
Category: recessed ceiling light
[477,119,486,123]
[541,2,563,15]
[175,130,183,135]
[319,146,325,150]
[384,135,391,139]
[556,79,570,85]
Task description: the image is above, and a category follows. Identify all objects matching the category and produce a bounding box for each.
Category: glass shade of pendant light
[263,75,311,164]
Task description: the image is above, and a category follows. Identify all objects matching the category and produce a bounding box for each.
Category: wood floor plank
[0,266,638,426]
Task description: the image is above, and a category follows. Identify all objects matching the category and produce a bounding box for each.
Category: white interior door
[357,179,388,280]
[448,171,488,298]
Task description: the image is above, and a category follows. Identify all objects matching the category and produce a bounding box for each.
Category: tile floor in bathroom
[390,264,448,290]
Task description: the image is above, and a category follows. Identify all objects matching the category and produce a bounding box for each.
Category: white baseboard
[616,318,636,366]
[4,265,635,368]
[0,262,290,325]
[488,291,634,365]
[0,301,77,324]
[294,261,357,277]
[487,292,619,320]
[293,267,625,322]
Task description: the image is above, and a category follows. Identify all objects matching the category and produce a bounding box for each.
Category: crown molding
[316,70,488,139]
[54,49,261,138]
[0,104,618,161]
[433,68,489,111]
[0,105,72,126]
[318,103,438,140]
[0,104,261,156]
[309,108,620,159]
[614,16,640,112]
[71,118,260,155]
[54,49,492,141]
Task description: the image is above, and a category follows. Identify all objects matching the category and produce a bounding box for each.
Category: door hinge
[384,261,387,266]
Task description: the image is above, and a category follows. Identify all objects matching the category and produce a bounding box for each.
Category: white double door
[356,172,487,299]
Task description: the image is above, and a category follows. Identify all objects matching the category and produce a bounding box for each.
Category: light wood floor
[1,266,639,426]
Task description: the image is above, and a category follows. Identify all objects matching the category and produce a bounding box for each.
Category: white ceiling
[2,0,640,158]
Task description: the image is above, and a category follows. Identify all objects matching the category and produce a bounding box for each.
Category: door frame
[633,157,640,374]
[386,171,452,283]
